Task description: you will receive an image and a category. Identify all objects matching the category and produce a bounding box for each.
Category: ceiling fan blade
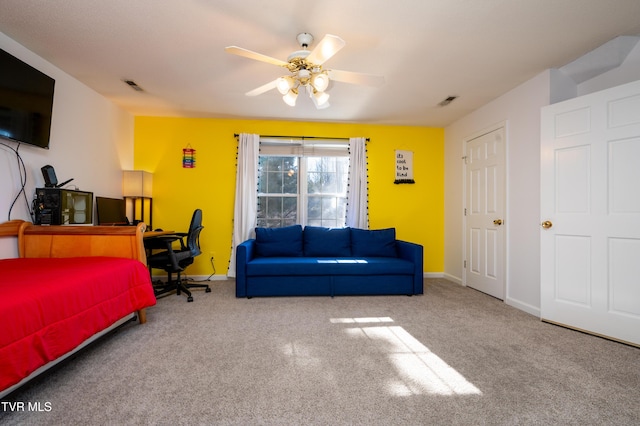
[305,34,346,65]
[245,79,278,97]
[225,46,289,67]
[328,69,385,87]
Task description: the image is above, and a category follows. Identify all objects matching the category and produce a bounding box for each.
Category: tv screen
[96,196,129,226]
[0,48,55,149]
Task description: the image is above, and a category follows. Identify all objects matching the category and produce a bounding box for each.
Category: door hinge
[464,208,467,216]
[464,260,467,268]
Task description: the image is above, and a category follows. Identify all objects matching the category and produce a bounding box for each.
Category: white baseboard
[434,274,540,318]
[423,272,444,278]
[442,273,462,285]
[505,297,540,318]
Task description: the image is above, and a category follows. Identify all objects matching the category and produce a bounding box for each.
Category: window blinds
[259,137,349,157]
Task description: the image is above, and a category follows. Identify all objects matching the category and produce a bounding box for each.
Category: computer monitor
[95,196,128,225]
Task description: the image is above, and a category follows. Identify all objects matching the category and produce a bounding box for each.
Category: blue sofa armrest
[236,239,256,297]
[396,240,424,294]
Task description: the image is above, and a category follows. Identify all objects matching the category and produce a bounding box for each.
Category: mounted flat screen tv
[0,48,55,149]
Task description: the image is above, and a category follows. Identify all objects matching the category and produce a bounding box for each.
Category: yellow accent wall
[134,117,443,276]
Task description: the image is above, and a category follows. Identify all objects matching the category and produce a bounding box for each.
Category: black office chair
[146,209,211,302]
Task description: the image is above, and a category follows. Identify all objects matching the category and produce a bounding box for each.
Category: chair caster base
[187,296,194,302]
[205,287,212,293]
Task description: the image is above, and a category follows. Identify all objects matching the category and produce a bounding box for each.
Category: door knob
[493,219,503,226]
[541,220,553,229]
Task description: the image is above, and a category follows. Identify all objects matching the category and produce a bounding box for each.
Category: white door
[464,127,506,299]
[541,79,640,346]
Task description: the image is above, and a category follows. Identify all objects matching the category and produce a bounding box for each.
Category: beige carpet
[1,278,639,425]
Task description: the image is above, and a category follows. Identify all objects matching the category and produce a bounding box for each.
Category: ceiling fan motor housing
[296,32,314,49]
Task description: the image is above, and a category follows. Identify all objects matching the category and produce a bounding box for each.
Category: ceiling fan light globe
[311,73,329,92]
[276,76,293,95]
[283,90,298,106]
[313,91,330,107]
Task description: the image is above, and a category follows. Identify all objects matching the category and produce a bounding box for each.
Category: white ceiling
[2,0,640,127]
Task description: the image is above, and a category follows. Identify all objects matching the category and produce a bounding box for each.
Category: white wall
[577,40,640,96]
[444,71,550,316]
[0,33,134,258]
[444,39,640,317]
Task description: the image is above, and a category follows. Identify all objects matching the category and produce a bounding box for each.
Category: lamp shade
[311,72,329,92]
[310,90,330,110]
[283,89,298,106]
[123,170,153,197]
[276,76,294,95]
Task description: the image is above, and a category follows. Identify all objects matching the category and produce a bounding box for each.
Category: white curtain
[227,133,260,277]
[346,137,368,229]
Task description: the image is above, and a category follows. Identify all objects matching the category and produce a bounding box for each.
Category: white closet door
[465,127,506,300]
[541,79,640,346]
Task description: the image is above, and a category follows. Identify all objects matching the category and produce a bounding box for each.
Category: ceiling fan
[225,33,384,109]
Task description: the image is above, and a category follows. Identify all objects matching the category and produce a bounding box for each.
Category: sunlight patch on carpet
[330,317,394,324]
[338,318,482,396]
[281,341,322,369]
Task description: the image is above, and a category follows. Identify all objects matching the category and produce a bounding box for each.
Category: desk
[143,230,175,238]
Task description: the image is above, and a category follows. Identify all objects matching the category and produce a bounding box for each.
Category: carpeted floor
[1,278,639,425]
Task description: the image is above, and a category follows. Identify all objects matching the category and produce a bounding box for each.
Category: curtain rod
[234,134,369,142]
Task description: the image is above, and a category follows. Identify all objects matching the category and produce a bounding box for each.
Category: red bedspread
[0,257,156,392]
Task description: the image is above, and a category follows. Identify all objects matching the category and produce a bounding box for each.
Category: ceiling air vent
[438,96,458,107]
[123,79,144,92]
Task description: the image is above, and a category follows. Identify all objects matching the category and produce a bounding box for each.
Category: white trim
[423,272,444,278]
[442,272,463,285]
[505,297,540,318]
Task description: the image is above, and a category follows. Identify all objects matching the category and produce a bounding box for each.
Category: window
[257,156,299,228]
[257,139,349,228]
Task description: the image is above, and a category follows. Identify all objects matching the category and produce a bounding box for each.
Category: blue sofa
[235,225,423,298]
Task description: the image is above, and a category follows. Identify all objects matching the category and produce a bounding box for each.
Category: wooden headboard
[10,221,148,264]
[0,220,23,237]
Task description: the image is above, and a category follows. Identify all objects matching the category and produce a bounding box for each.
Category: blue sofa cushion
[351,228,397,257]
[255,225,303,257]
[303,226,351,257]
[246,257,414,276]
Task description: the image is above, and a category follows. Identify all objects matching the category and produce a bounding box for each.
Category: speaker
[41,165,58,188]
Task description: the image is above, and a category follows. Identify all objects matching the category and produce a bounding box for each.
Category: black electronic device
[41,165,57,187]
[34,188,93,225]
[0,48,56,149]
[95,196,129,225]
[41,165,74,188]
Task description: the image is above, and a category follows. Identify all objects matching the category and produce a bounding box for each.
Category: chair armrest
[145,235,187,271]
[144,234,184,250]
[396,240,424,294]
[235,239,256,297]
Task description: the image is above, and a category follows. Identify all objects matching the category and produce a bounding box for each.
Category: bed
[0,220,157,398]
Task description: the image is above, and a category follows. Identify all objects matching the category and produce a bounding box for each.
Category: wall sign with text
[394,150,415,184]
